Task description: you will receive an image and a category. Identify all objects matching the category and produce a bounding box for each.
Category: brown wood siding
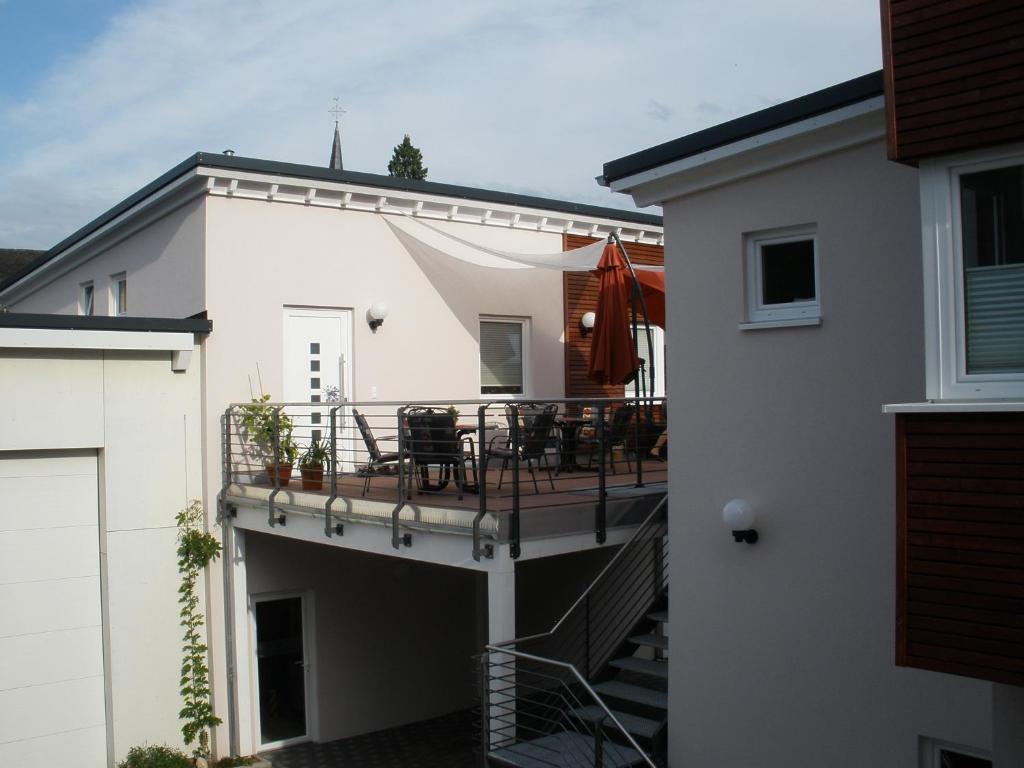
[895,412,1024,686]
[562,235,663,399]
[881,0,1024,162]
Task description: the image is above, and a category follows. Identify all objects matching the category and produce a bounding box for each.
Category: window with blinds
[960,165,1024,374]
[632,324,665,396]
[480,319,525,395]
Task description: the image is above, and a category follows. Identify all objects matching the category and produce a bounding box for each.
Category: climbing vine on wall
[176,500,222,759]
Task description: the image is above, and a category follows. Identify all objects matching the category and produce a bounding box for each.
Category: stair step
[609,657,668,680]
[593,680,667,710]
[629,633,668,651]
[571,705,663,740]
[488,731,645,767]
[647,610,668,623]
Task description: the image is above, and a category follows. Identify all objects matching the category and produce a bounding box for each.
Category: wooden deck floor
[240,457,668,515]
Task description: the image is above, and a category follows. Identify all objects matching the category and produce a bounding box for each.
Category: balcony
[219,398,668,560]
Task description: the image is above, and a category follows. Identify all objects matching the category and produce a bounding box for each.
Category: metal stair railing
[480,649,657,768]
[479,496,668,766]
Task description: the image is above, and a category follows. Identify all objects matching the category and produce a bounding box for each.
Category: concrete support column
[226,527,255,756]
[993,683,1024,767]
[487,566,516,645]
[485,562,516,751]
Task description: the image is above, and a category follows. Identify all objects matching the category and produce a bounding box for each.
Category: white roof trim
[611,96,885,206]
[198,166,663,244]
[0,327,195,352]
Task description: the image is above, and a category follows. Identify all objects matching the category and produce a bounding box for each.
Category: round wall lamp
[367,302,389,331]
[723,499,758,544]
[580,311,596,336]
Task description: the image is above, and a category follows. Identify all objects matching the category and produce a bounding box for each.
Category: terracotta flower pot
[265,462,293,486]
[300,465,324,491]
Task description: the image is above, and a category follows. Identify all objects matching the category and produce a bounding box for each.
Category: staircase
[479,497,668,767]
[572,607,668,757]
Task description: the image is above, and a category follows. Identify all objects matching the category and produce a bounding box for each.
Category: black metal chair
[405,407,477,500]
[353,409,405,497]
[578,405,636,473]
[487,403,559,493]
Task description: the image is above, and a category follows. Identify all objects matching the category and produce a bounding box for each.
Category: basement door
[283,308,353,460]
[253,594,310,748]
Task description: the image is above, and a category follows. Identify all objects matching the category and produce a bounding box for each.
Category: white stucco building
[0,313,208,766]
[602,72,996,767]
[0,155,666,762]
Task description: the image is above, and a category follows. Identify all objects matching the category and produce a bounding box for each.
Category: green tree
[387,134,428,180]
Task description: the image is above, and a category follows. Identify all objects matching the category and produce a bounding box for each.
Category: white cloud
[0,0,882,248]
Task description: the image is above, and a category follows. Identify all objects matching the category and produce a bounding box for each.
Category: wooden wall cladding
[895,412,1024,686]
[880,0,1024,163]
[562,235,663,398]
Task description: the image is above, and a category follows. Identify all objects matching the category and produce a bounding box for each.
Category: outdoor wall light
[723,499,758,544]
[367,302,389,331]
[580,311,596,336]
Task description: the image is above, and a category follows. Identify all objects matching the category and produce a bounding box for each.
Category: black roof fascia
[1,153,662,292]
[0,312,212,334]
[601,70,884,185]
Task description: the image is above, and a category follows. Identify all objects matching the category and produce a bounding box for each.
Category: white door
[0,450,107,767]
[283,308,353,463]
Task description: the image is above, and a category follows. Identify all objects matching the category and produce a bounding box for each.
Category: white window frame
[79,281,94,316]
[629,324,665,398]
[920,735,991,768]
[743,226,820,327]
[110,272,127,316]
[479,316,530,399]
[920,143,1024,400]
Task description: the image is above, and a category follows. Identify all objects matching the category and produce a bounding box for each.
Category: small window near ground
[922,737,991,768]
[480,318,526,396]
[111,273,127,316]
[744,228,819,325]
[80,282,94,316]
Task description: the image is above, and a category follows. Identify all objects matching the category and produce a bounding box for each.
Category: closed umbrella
[588,242,641,385]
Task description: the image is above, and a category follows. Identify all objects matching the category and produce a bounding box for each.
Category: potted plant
[299,436,330,491]
[239,394,299,486]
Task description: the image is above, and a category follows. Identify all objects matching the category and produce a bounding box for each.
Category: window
[921,147,1024,398]
[79,282,94,316]
[743,227,820,327]
[921,737,991,768]
[110,273,127,316]
[480,318,528,396]
[632,324,665,397]
[959,164,1024,374]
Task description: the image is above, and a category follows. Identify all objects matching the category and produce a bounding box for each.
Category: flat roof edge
[602,70,884,184]
[0,313,212,334]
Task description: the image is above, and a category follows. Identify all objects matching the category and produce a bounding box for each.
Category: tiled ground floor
[259,709,478,768]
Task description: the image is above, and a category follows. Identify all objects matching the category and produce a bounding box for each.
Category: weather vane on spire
[329,97,345,171]
[329,97,346,127]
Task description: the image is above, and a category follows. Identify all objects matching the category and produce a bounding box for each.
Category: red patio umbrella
[634,269,665,330]
[588,242,641,385]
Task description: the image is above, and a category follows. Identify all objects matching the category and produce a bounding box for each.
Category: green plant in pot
[299,436,330,491]
[239,394,299,486]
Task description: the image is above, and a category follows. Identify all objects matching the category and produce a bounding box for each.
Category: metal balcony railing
[219,397,667,560]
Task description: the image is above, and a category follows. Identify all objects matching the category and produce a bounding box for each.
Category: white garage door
[0,450,107,767]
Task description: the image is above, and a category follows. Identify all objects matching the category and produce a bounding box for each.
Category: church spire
[329,97,345,171]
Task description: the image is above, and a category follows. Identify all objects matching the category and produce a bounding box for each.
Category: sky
[0,0,883,249]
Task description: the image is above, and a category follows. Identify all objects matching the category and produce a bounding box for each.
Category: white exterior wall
[660,139,992,766]
[10,198,205,318]
[0,341,204,766]
[201,195,566,405]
